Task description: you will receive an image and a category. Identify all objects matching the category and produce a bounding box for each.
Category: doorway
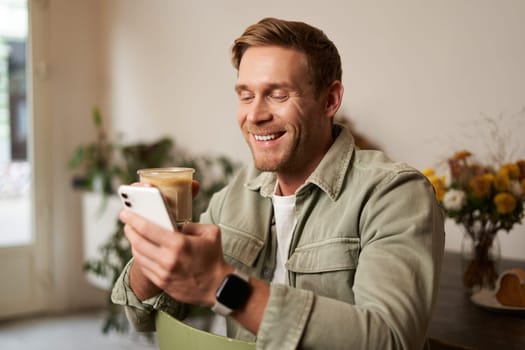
[0,0,51,319]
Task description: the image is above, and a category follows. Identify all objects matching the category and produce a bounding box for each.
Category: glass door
[0,0,49,319]
[0,0,31,246]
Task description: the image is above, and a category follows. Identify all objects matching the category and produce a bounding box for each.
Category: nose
[246,97,272,124]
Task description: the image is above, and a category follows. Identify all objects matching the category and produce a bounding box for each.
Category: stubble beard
[248,139,297,174]
[250,147,282,173]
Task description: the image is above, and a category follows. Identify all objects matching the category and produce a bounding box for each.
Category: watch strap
[211,299,233,315]
[231,269,250,282]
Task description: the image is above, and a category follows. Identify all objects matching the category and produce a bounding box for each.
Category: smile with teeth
[254,133,280,141]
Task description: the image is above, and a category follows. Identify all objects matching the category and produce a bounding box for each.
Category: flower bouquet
[423,151,525,292]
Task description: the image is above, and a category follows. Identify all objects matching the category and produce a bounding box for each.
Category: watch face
[216,274,251,310]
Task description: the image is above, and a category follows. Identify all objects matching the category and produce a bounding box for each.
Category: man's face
[235,46,332,177]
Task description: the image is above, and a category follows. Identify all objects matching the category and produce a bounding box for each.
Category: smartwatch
[212,269,252,316]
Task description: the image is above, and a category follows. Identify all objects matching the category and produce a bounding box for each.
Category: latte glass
[137,167,195,227]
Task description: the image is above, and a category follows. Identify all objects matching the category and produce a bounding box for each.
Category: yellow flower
[494,192,517,214]
[469,175,492,198]
[515,160,525,180]
[427,175,446,201]
[422,168,435,177]
[494,172,511,191]
[483,173,495,183]
[500,163,520,180]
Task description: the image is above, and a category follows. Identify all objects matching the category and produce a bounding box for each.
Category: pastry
[495,268,525,307]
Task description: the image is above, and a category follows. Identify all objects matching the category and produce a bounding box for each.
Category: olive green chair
[155,311,256,350]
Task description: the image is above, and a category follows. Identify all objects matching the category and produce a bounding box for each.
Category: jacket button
[261,267,273,281]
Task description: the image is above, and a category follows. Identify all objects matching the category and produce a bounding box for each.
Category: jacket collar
[245,124,355,201]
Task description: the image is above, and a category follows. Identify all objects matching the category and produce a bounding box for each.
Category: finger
[179,222,202,236]
[134,251,169,283]
[192,180,200,197]
[123,223,162,255]
[119,209,176,247]
[179,222,219,238]
[121,211,189,272]
[141,267,179,290]
[134,257,171,290]
[118,208,127,222]
[124,223,178,275]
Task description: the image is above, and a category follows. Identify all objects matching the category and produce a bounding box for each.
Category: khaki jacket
[112,125,445,350]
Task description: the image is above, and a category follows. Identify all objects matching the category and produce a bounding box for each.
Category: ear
[323,80,344,118]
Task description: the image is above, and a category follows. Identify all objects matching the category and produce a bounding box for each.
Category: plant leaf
[92,106,102,127]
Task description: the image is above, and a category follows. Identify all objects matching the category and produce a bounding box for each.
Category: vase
[460,230,501,293]
[82,192,122,290]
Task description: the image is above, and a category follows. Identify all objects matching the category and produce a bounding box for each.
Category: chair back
[156,311,256,350]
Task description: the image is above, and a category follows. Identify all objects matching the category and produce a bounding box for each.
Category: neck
[276,148,328,196]
[275,125,337,196]
[275,175,306,196]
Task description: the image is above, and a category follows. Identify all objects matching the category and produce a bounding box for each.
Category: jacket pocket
[219,224,264,267]
[285,237,360,303]
[286,237,360,273]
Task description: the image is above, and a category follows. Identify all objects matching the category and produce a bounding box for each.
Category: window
[0,0,30,245]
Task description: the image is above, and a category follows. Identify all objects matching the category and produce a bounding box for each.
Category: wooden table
[428,252,525,350]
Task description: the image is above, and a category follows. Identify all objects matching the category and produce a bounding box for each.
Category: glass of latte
[137,167,195,227]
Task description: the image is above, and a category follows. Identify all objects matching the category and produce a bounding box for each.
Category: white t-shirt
[211,185,297,336]
[271,192,297,284]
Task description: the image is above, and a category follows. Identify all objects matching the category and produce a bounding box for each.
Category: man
[112,17,445,349]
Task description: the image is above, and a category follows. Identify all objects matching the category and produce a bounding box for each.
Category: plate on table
[471,289,525,314]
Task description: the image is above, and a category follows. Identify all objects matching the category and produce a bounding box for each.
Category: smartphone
[117,185,175,231]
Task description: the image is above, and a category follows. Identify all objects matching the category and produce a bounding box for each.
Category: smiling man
[235,44,340,194]
[112,18,445,350]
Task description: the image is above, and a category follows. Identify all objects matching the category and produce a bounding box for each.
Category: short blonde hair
[232,17,342,96]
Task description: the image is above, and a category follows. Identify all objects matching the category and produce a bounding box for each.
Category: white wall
[45,0,107,310]
[97,0,525,260]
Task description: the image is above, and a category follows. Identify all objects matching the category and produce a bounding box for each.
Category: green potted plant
[69,107,118,194]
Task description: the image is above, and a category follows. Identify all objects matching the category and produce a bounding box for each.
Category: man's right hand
[124,179,201,301]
